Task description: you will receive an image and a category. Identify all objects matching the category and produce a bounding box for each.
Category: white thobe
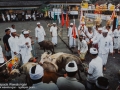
[19,34,24,41]
[113,29,120,49]
[11,15,14,20]
[78,40,88,53]
[32,14,36,20]
[68,27,78,47]
[86,32,94,43]
[7,14,10,21]
[50,26,57,45]
[35,26,46,43]
[2,14,5,21]
[93,35,113,65]
[25,15,28,20]
[92,26,98,37]
[107,30,113,38]
[8,36,20,58]
[19,37,32,64]
[13,14,16,20]
[78,25,88,37]
[91,32,102,47]
[87,56,103,83]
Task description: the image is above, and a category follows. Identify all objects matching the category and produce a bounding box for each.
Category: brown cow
[38,40,55,54]
[20,61,59,84]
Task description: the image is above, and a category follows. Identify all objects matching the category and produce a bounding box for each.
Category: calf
[39,40,55,54]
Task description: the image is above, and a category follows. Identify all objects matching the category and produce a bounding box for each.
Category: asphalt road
[0,20,120,90]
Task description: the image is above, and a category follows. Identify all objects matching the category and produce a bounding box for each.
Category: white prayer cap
[23,31,29,34]
[11,29,16,33]
[29,65,44,80]
[98,28,103,31]
[70,23,73,25]
[53,23,56,24]
[37,22,40,25]
[102,29,108,33]
[90,48,98,54]
[81,21,85,24]
[65,61,78,72]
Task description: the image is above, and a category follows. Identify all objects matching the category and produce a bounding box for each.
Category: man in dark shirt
[3,28,11,60]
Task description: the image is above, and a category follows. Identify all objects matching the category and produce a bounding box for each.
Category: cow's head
[40,52,52,64]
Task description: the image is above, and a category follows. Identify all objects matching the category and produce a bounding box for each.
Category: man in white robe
[50,23,58,46]
[78,22,88,38]
[2,13,5,22]
[78,35,88,60]
[32,13,36,21]
[8,29,20,58]
[92,30,113,70]
[91,27,103,49]
[9,24,18,36]
[86,48,103,89]
[68,23,78,48]
[35,22,46,43]
[19,31,32,64]
[7,13,10,21]
[113,24,120,53]
[106,26,113,38]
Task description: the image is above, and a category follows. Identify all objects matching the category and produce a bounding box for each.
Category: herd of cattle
[0,51,87,89]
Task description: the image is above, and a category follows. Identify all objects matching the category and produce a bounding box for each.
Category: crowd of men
[0,18,119,90]
[1,11,44,22]
[67,19,120,89]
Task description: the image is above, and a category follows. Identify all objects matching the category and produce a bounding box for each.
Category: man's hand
[14,52,17,55]
[25,42,29,45]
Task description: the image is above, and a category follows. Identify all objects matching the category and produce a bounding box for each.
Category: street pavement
[0,20,120,90]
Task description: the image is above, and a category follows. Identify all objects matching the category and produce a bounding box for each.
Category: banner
[81,3,88,9]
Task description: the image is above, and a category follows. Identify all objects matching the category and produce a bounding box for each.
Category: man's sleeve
[92,35,101,44]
